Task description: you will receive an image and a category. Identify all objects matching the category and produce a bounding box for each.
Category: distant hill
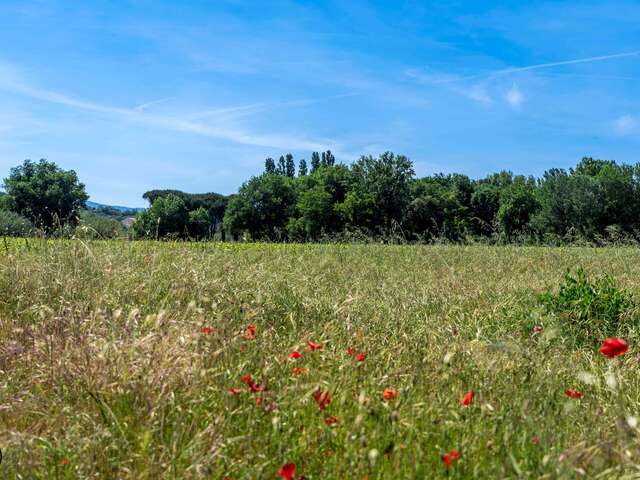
[86,201,143,213]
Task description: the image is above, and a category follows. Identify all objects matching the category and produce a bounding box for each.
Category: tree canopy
[2,159,88,230]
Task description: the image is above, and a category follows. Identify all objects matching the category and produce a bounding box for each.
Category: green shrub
[0,210,35,236]
[539,267,635,344]
[76,211,126,239]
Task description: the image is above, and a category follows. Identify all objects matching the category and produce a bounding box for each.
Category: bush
[0,210,35,236]
[539,267,635,345]
[76,211,126,239]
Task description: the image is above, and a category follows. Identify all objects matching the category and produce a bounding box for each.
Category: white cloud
[505,83,524,109]
[613,114,638,135]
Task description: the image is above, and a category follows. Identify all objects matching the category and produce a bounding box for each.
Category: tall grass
[1,240,640,478]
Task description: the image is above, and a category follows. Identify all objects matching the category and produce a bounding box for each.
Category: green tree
[277,156,286,175]
[142,190,228,235]
[497,180,539,240]
[188,207,211,239]
[285,153,296,177]
[223,174,297,240]
[0,193,17,212]
[3,159,89,231]
[298,159,308,176]
[133,193,189,239]
[311,152,321,172]
[265,158,276,174]
[350,152,415,231]
[292,187,333,239]
[470,183,500,236]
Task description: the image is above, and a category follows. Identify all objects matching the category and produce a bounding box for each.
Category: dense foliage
[2,159,88,231]
[540,268,635,346]
[0,209,34,237]
[217,153,640,243]
[134,190,229,240]
[3,154,640,244]
[75,210,127,239]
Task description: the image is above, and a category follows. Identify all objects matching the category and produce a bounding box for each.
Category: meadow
[1,239,640,479]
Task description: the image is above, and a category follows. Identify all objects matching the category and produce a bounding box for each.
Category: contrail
[429,51,640,84]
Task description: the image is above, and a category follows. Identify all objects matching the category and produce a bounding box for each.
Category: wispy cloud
[0,63,338,153]
[133,97,177,112]
[433,51,640,84]
[504,83,524,109]
[186,93,361,122]
[405,69,491,104]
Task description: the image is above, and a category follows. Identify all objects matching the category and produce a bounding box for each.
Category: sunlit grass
[1,240,640,478]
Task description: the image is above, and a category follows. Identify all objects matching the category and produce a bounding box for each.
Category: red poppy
[461,391,475,407]
[306,341,322,351]
[239,346,247,352]
[61,457,70,466]
[289,351,302,359]
[565,388,582,399]
[292,367,308,375]
[383,388,398,401]
[228,388,242,395]
[324,416,338,424]
[346,347,354,356]
[356,352,365,362]
[278,463,296,480]
[200,326,214,335]
[599,338,628,358]
[531,435,540,445]
[242,375,253,384]
[443,450,460,467]
[533,325,543,334]
[249,382,265,393]
[255,397,263,406]
[313,389,331,410]
[243,323,255,340]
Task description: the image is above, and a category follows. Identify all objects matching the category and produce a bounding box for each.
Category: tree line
[3,154,640,244]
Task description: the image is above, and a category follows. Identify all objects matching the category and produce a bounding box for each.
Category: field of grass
[2,239,640,478]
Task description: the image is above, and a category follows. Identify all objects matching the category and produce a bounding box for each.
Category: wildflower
[255,397,263,406]
[356,352,365,362]
[289,351,302,359]
[533,325,543,334]
[443,450,461,467]
[249,382,265,393]
[599,338,628,358]
[278,463,296,480]
[313,389,331,410]
[306,341,322,351]
[531,435,540,445]
[292,367,308,375]
[383,388,398,401]
[242,375,253,384]
[324,416,338,425]
[61,457,70,466]
[461,391,475,407]
[346,347,354,356]
[565,388,582,399]
[228,388,242,395]
[243,323,255,340]
[200,326,214,335]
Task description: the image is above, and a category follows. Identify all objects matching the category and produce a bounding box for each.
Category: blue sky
[1,0,640,207]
